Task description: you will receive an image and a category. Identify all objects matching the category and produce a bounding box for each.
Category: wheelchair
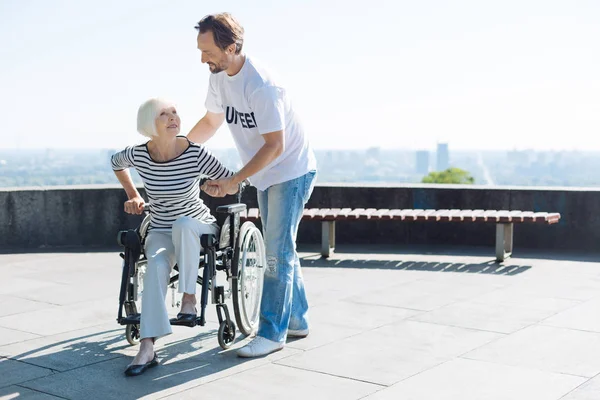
[115,202,266,350]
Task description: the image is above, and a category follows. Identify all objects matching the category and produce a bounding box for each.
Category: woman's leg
[132,231,175,365]
[171,216,218,313]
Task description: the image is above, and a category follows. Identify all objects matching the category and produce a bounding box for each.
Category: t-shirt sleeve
[249,86,286,135]
[197,145,234,180]
[111,146,135,170]
[204,75,224,113]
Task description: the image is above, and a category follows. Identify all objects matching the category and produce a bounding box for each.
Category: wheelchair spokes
[233,222,266,336]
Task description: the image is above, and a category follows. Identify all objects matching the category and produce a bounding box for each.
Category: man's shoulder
[245,56,283,90]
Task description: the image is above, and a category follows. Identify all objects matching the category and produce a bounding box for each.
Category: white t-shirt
[205,56,317,191]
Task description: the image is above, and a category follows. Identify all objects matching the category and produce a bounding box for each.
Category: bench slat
[322,208,342,221]
[437,209,463,222]
[373,209,391,219]
[247,208,260,220]
[546,212,561,224]
[303,208,321,219]
[315,208,331,220]
[415,209,438,221]
[348,208,366,219]
[402,209,424,222]
[387,209,407,220]
[361,208,379,219]
[476,210,498,222]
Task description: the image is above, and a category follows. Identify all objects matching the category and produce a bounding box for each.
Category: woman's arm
[111,147,144,215]
[113,169,145,215]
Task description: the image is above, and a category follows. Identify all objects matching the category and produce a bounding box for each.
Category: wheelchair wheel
[125,324,141,346]
[217,320,236,350]
[232,222,266,336]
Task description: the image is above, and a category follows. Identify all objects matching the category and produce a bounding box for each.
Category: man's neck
[226,54,246,77]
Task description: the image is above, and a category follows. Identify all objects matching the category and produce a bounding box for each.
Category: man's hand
[124,196,145,215]
[201,177,239,198]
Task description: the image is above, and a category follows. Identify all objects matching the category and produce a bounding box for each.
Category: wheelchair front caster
[217,320,236,350]
[125,324,141,346]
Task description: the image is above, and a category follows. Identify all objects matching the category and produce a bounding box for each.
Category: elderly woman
[111,98,237,377]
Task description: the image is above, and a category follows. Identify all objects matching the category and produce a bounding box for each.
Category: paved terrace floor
[1,245,600,400]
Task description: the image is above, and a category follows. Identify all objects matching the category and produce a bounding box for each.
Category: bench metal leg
[495,223,514,262]
[321,221,336,258]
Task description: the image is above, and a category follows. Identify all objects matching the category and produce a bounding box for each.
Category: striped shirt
[111,137,234,231]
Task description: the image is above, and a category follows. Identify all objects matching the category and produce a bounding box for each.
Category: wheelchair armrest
[216,203,247,214]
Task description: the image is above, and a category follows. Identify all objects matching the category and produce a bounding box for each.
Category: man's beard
[208,62,225,74]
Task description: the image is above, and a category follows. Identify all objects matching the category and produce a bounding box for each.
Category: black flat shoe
[170,313,197,327]
[124,353,159,377]
[169,307,197,327]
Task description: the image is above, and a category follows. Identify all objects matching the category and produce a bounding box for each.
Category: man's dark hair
[195,13,244,54]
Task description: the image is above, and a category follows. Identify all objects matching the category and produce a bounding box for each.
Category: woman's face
[154,106,180,137]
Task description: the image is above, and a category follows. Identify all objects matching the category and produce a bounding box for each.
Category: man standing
[188,13,317,358]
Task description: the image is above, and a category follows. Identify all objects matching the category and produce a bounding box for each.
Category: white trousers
[140,216,218,340]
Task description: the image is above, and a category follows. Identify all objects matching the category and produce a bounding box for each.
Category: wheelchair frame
[116,202,265,350]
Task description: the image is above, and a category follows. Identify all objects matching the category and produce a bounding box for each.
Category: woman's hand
[124,196,145,215]
[201,177,239,198]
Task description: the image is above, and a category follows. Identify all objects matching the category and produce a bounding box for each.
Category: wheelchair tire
[232,222,266,336]
[218,320,236,350]
[125,324,140,346]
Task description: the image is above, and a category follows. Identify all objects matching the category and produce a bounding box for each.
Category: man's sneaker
[237,337,284,358]
[287,328,309,338]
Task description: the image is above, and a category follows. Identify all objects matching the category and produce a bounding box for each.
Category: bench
[240,208,561,262]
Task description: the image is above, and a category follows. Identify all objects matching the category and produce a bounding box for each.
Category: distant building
[436,143,449,171]
[415,150,429,175]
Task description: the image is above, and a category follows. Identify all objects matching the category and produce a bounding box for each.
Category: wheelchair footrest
[169,316,205,327]
[119,314,141,325]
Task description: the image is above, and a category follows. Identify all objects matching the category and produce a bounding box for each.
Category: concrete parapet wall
[0,184,596,252]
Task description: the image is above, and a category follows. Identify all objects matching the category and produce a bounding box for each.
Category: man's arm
[231,130,283,184]
[202,130,284,197]
[187,111,225,144]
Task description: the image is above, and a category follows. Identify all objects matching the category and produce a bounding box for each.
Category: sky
[0,0,599,151]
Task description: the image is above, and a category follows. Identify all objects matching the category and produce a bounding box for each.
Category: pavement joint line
[558,370,600,400]
[7,293,88,307]
[457,355,593,380]
[281,318,426,355]
[342,299,439,313]
[15,384,71,400]
[0,294,65,307]
[273,362,387,388]
[402,317,515,335]
[152,356,290,399]
[1,356,59,374]
[53,353,126,374]
[354,359,455,399]
[0,324,45,338]
[336,298,428,313]
[537,323,600,335]
[0,321,125,344]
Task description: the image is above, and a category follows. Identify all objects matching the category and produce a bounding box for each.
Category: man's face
[197,31,231,74]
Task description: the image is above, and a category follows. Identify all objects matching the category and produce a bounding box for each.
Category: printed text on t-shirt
[225,106,257,129]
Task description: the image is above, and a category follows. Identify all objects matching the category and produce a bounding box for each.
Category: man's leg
[288,171,316,335]
[238,171,316,357]
[287,254,309,335]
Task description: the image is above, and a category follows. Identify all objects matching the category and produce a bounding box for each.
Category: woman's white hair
[136,98,176,138]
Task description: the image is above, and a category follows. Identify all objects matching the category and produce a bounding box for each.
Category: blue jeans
[256,170,317,343]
